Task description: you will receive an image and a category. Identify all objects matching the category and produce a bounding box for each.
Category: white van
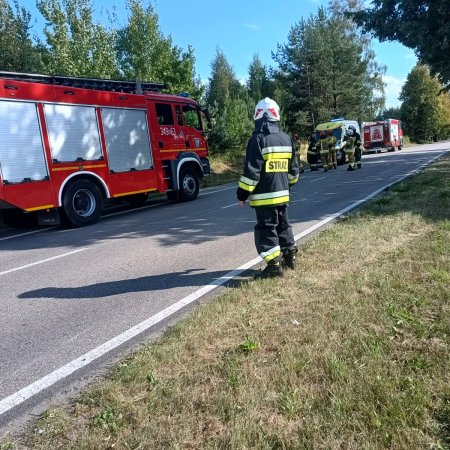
[330,118,361,136]
[315,118,361,165]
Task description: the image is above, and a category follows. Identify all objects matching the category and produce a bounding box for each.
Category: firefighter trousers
[254,205,295,264]
[346,149,356,168]
[320,150,330,171]
[329,148,337,168]
[307,150,319,171]
[355,146,362,167]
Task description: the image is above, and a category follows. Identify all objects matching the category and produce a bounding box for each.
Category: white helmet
[254,97,280,121]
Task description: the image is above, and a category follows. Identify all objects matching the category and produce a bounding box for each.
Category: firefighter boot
[347,164,356,171]
[282,246,298,270]
[254,261,284,279]
[357,162,362,169]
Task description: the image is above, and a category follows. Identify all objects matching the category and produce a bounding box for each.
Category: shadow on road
[18,268,258,300]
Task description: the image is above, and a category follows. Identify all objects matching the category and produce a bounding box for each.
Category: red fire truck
[0,71,210,227]
[362,119,403,153]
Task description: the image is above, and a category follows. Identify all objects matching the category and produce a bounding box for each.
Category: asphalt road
[0,142,448,431]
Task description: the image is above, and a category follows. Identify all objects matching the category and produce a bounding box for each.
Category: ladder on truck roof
[0,71,167,94]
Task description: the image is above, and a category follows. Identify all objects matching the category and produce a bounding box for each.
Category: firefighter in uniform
[353,126,363,169]
[344,126,356,171]
[292,132,305,174]
[307,132,319,171]
[237,98,300,279]
[327,129,337,169]
[344,125,362,171]
[318,130,331,171]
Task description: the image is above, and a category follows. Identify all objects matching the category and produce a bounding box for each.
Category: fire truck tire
[62,179,103,227]
[179,167,200,201]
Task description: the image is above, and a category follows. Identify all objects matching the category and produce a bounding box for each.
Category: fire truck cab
[363,119,403,153]
[0,71,210,227]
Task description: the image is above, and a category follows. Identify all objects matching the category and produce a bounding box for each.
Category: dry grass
[1,157,449,450]
[202,153,242,187]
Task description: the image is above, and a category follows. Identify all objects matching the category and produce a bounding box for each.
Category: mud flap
[38,208,61,226]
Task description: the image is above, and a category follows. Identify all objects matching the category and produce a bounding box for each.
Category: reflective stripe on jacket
[238,122,299,207]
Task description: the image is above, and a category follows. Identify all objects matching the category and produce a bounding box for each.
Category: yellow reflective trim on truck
[24,204,55,212]
[51,164,107,172]
[113,188,157,198]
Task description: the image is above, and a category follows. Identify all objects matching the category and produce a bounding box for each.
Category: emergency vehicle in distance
[362,119,403,153]
[315,118,361,165]
[0,71,210,227]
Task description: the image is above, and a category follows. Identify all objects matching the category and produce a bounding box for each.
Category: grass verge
[1,156,449,450]
[202,152,243,187]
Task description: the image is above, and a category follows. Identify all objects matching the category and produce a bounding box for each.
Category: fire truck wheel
[179,167,200,201]
[62,179,103,227]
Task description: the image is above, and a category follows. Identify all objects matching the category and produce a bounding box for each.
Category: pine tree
[205,50,252,153]
[273,5,385,136]
[247,55,274,104]
[206,48,244,109]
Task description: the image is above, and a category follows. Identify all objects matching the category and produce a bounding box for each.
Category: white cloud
[243,23,258,30]
[383,75,405,108]
[405,52,416,60]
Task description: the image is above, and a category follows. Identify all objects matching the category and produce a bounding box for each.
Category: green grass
[1,156,449,450]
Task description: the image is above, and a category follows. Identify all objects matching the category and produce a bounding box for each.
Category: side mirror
[201,107,211,124]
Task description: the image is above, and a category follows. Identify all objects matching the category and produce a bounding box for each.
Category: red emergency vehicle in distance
[0,71,210,227]
[362,119,403,153]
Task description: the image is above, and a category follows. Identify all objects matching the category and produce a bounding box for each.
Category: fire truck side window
[0,100,48,183]
[44,104,102,162]
[176,105,183,126]
[182,105,200,130]
[155,103,174,125]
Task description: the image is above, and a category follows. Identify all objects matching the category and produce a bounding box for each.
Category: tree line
[1,0,449,151]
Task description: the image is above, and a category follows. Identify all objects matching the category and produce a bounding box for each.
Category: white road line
[0,228,48,242]
[0,150,447,417]
[0,248,89,277]
[222,202,239,209]
[310,176,326,183]
[200,185,236,196]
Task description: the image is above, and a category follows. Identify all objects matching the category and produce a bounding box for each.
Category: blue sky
[19,0,417,108]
